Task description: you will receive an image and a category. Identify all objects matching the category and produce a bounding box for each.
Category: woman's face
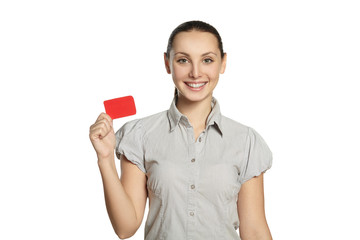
[165,31,226,103]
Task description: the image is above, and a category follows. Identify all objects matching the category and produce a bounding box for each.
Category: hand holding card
[103,96,136,119]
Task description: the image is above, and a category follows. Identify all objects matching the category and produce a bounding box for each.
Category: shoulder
[116,110,168,135]
[220,115,250,137]
[221,115,270,144]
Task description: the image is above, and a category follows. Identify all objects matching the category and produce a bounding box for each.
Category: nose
[189,63,202,79]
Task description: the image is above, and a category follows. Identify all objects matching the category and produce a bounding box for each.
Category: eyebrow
[174,51,217,57]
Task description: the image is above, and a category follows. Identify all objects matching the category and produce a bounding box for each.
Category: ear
[164,52,171,74]
[220,53,227,74]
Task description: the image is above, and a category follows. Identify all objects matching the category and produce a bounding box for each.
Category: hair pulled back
[166,20,225,59]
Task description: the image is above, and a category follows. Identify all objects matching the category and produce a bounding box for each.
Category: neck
[176,95,213,130]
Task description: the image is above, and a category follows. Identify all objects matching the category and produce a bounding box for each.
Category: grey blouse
[115,97,272,240]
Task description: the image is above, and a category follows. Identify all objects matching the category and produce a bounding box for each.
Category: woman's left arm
[237,173,272,240]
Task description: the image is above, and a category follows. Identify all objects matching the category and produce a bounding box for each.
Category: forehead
[171,31,219,54]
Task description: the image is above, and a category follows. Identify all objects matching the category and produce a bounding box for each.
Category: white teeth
[186,82,206,88]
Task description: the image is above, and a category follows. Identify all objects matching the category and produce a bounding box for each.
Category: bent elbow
[112,216,142,239]
[116,232,134,239]
[115,228,136,239]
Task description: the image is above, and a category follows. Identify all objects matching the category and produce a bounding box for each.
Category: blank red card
[103,96,136,119]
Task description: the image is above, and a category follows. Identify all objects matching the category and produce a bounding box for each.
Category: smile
[185,82,207,88]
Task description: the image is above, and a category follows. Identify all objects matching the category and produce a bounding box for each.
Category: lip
[184,81,208,91]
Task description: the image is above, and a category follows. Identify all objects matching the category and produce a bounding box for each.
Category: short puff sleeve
[240,127,272,184]
[115,120,146,174]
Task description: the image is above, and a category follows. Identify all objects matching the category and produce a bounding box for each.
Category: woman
[90,20,273,240]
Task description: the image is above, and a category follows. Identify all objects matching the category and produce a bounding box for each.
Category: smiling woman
[165,30,226,105]
[89,20,273,240]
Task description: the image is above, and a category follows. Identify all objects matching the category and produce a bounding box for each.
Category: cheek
[172,65,189,80]
[207,66,222,79]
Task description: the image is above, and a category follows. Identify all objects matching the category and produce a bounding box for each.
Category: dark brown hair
[166,20,225,59]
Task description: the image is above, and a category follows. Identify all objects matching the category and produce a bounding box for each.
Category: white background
[1,0,359,239]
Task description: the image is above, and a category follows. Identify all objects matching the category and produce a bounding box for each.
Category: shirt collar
[167,97,223,136]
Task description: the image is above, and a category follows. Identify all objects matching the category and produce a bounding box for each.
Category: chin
[178,91,212,103]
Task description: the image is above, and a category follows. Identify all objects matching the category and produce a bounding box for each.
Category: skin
[89,30,272,239]
[89,113,147,239]
[164,31,226,140]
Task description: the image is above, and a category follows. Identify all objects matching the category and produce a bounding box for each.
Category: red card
[103,96,136,119]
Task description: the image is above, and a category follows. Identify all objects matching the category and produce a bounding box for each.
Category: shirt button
[198,137,202,142]
[189,212,194,216]
[191,184,195,189]
[191,158,195,163]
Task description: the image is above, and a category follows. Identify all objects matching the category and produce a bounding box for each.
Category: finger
[91,118,110,131]
[89,127,107,141]
[95,112,107,121]
[95,112,113,127]
[103,113,114,127]
[90,120,111,137]
[102,114,113,129]
[90,113,113,131]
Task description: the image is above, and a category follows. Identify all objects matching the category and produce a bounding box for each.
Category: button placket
[187,127,197,239]
[197,131,206,143]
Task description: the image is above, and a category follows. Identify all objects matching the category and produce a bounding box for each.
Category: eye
[203,58,214,63]
[177,58,189,64]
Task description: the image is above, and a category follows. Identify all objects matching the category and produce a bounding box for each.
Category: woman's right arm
[90,113,147,239]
